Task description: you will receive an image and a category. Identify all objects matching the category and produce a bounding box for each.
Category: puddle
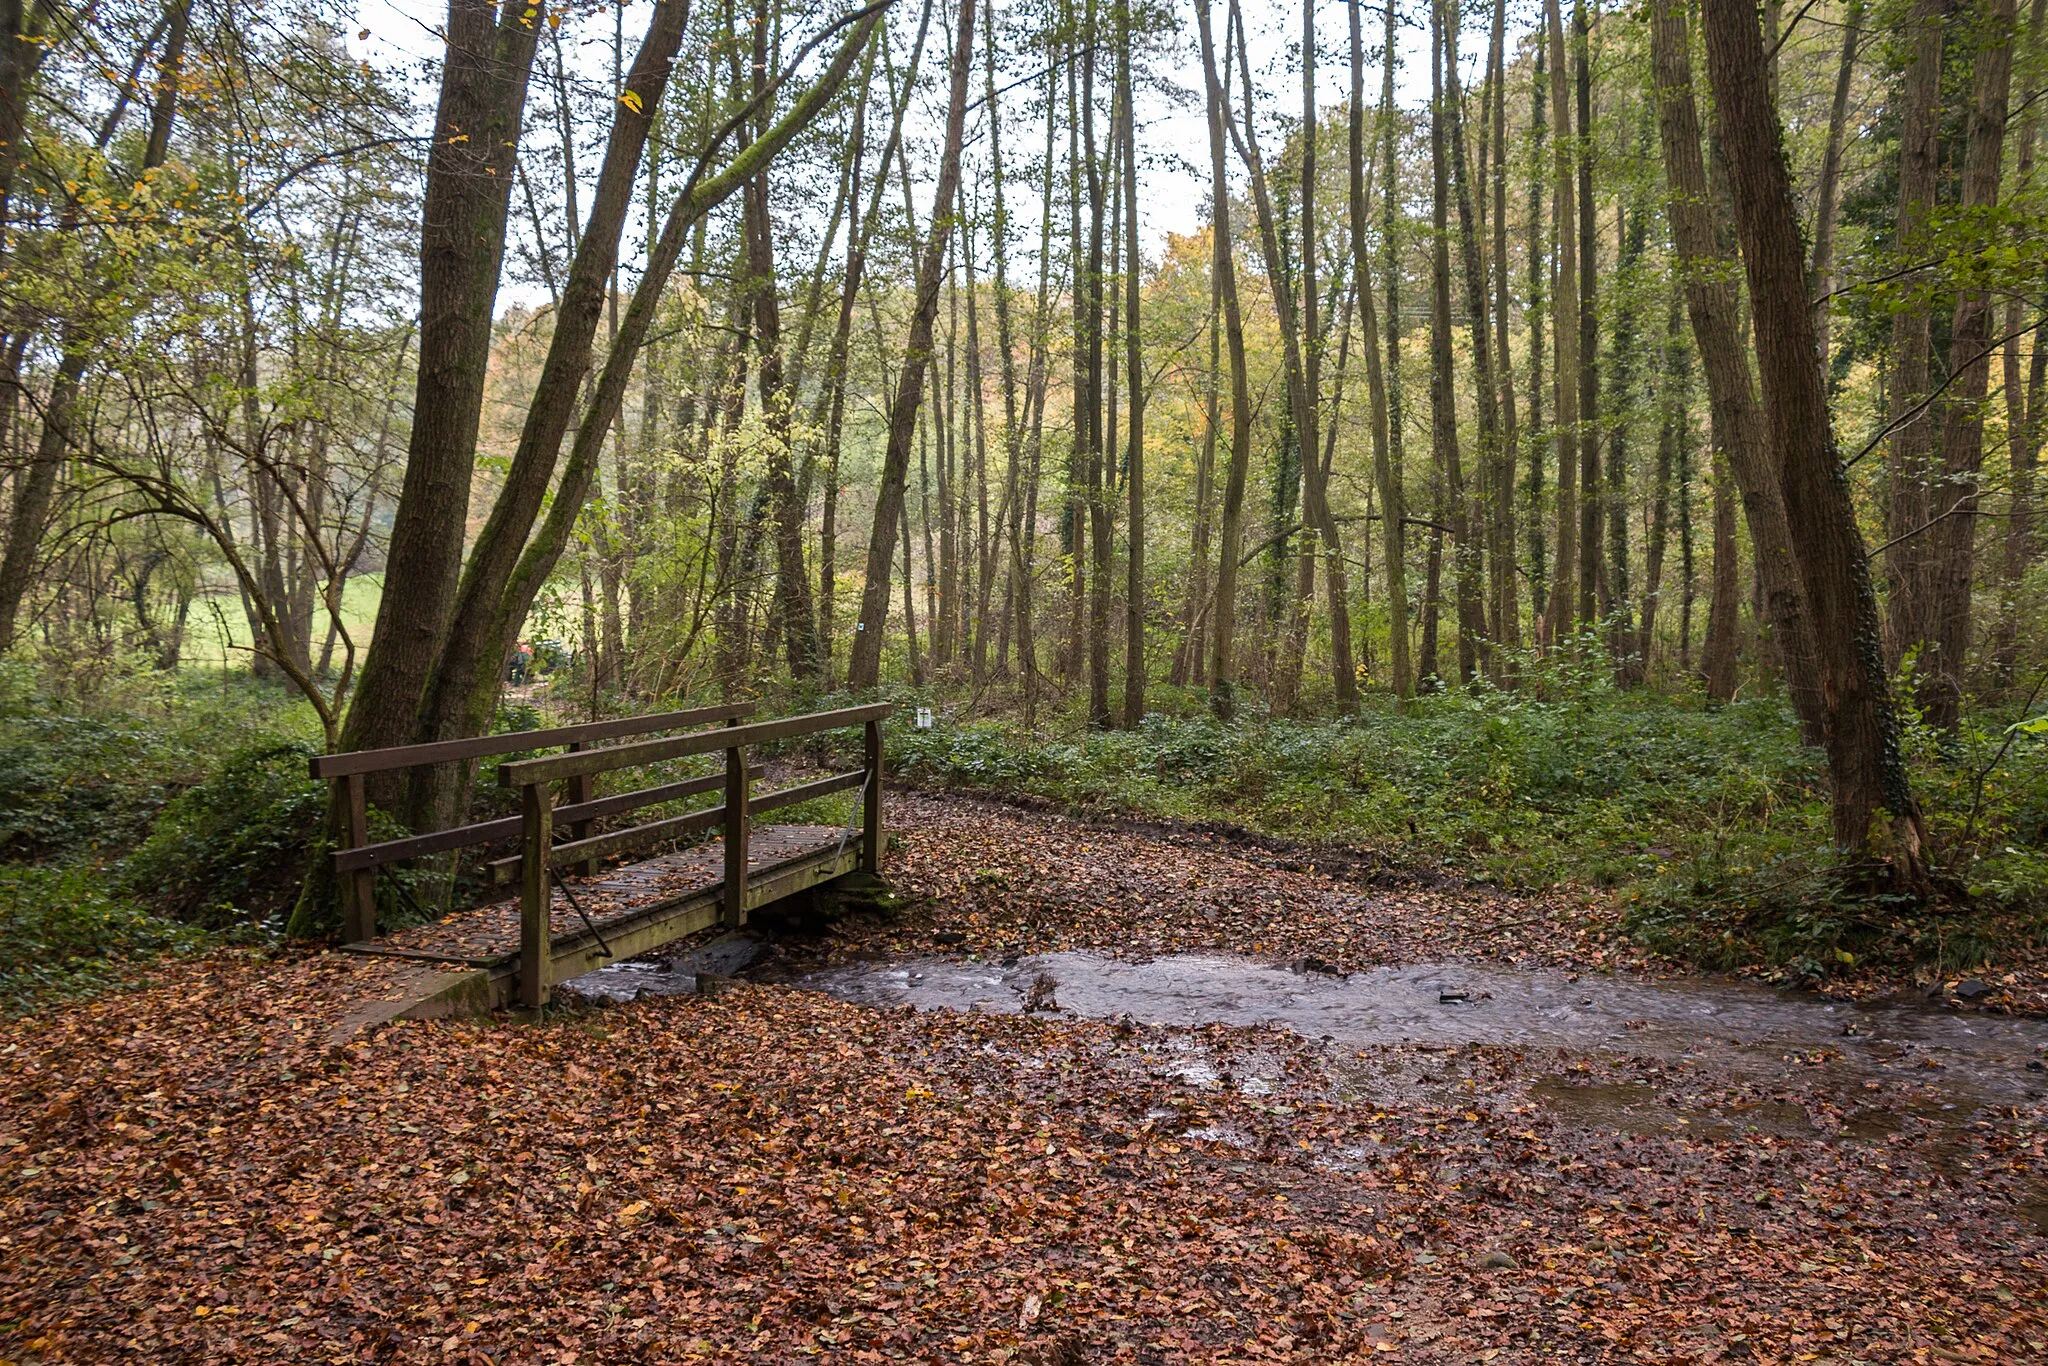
[775,951,2048,1100]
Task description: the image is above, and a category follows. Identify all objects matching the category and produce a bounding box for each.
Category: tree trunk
[1119,16,1144,728]
[1487,0,1521,661]
[1541,0,1579,642]
[339,0,543,775]
[1351,0,1409,698]
[1699,0,1930,871]
[1703,453,1739,700]
[1431,0,1482,684]
[1646,0,1827,744]
[1525,27,1549,627]
[1922,0,2018,730]
[1195,0,1254,719]
[846,0,978,690]
[1881,0,1947,676]
[1808,0,1863,370]
[1573,0,1600,632]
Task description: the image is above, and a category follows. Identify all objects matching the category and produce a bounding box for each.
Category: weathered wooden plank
[861,718,883,875]
[498,703,895,787]
[486,805,726,885]
[310,703,754,778]
[333,773,727,874]
[519,783,552,1010]
[723,746,748,929]
[342,772,376,943]
[747,769,866,816]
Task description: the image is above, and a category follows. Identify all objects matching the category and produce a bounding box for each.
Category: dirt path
[2,795,2044,1362]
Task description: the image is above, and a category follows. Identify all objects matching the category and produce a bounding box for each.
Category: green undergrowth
[880,664,2048,985]
[0,661,324,1007]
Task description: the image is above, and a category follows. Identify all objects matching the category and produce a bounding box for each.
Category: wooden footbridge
[313,702,892,1014]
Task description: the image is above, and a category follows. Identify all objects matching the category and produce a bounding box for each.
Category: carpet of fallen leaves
[3,794,2046,1363]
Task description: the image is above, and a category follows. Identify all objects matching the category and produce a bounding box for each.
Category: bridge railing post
[723,743,749,928]
[860,718,883,874]
[566,741,597,876]
[519,781,553,1011]
[341,772,376,943]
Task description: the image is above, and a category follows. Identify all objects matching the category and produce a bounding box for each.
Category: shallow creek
[569,945,2048,1106]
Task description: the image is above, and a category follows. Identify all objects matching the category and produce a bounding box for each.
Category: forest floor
[3,793,2046,1363]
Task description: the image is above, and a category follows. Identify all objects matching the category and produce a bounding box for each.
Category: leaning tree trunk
[1196,0,1256,718]
[1646,0,1827,744]
[846,0,977,691]
[1698,0,1930,874]
[340,0,544,779]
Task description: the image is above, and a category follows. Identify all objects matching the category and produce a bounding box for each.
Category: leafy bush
[0,865,204,1011]
[121,740,328,928]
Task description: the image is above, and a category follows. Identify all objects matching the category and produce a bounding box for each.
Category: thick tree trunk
[1699,0,1929,871]
[340,0,543,777]
[1646,0,1827,744]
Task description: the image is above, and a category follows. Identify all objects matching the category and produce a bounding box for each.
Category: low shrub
[0,864,205,1011]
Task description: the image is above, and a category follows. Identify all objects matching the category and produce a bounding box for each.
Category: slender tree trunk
[1119,12,1144,727]
[1446,0,1499,680]
[1808,0,1863,370]
[1227,0,1354,708]
[1487,0,1521,661]
[1431,0,1482,683]
[1922,0,2019,730]
[1352,0,1409,698]
[847,0,977,690]
[1699,0,1929,872]
[1196,0,1254,718]
[1541,0,1579,642]
[1525,28,1549,627]
[1703,454,1739,699]
[1881,0,1947,674]
[1995,0,2047,682]
[1573,0,1600,632]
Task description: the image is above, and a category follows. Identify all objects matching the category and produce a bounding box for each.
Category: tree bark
[1540,0,1579,642]
[1195,0,1254,719]
[1351,0,1409,698]
[339,0,544,774]
[1647,0,1827,743]
[1922,0,2018,730]
[846,0,977,690]
[1699,0,1929,870]
[1881,0,1946,675]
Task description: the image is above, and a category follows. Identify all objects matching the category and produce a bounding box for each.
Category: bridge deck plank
[361,824,847,967]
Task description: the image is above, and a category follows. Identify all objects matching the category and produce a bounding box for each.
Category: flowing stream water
[568,943,2048,1104]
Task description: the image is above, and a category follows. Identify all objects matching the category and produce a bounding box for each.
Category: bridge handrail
[496,702,895,787]
[309,703,755,778]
